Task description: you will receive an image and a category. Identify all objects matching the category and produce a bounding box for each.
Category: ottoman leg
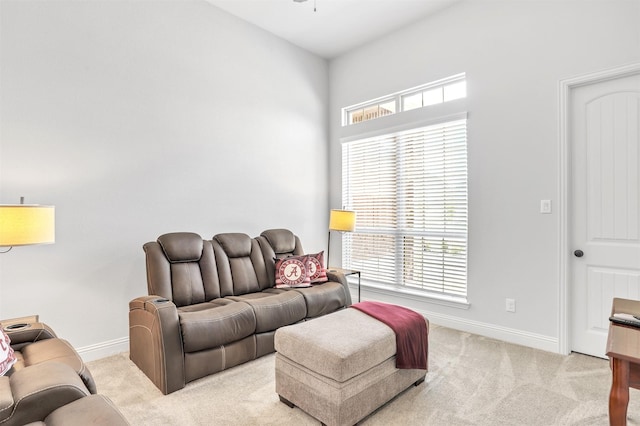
[279,395,295,408]
[414,375,426,386]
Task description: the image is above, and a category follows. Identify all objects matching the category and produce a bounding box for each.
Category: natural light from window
[343,73,466,126]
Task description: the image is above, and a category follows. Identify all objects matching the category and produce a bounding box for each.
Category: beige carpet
[87,325,640,425]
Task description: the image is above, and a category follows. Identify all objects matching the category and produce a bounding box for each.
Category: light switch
[540,199,551,214]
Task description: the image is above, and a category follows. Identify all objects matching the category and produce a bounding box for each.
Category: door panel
[586,267,640,327]
[570,72,640,358]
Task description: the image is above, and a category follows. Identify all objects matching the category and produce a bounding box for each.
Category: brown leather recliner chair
[0,362,91,425]
[0,362,128,426]
[1,316,96,393]
[0,317,129,425]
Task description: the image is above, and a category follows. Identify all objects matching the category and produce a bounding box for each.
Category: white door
[570,71,640,358]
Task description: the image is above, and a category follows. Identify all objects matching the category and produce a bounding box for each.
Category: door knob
[574,249,584,258]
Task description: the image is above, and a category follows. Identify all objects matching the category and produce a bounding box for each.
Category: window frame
[342,73,466,127]
[340,112,470,308]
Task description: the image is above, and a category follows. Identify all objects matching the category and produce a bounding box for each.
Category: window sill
[348,279,470,310]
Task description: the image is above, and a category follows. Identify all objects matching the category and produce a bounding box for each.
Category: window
[348,100,395,124]
[343,73,466,126]
[341,118,468,299]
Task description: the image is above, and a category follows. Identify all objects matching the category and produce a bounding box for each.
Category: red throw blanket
[351,301,428,370]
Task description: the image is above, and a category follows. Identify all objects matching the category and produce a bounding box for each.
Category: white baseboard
[417,309,559,354]
[77,336,129,362]
[350,288,560,354]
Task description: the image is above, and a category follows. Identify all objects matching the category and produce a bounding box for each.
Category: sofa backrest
[143,229,306,304]
[212,233,271,295]
[257,229,304,288]
[143,232,221,307]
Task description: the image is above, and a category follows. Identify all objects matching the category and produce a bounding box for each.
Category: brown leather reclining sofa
[129,228,352,394]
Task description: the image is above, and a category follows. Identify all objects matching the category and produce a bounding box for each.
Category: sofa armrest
[129,296,185,394]
[1,316,57,350]
[325,270,353,306]
[0,362,90,426]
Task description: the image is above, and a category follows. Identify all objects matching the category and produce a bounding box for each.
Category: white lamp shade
[0,205,55,247]
[329,209,356,232]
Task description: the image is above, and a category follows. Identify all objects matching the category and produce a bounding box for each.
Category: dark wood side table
[327,267,361,302]
[606,297,640,426]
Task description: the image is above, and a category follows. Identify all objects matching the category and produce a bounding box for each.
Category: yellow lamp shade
[329,209,356,232]
[0,205,55,247]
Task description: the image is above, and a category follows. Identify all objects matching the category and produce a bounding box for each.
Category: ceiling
[204,0,460,59]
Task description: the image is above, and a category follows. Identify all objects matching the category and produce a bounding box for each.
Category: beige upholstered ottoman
[274,307,427,426]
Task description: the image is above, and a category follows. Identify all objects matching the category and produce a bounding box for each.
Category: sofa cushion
[178,302,256,352]
[18,338,97,394]
[158,233,203,262]
[39,394,130,426]
[256,229,305,289]
[214,233,252,258]
[144,237,221,305]
[213,234,271,295]
[226,292,307,333]
[274,255,311,288]
[177,298,235,313]
[2,362,92,425]
[260,229,297,254]
[287,282,347,318]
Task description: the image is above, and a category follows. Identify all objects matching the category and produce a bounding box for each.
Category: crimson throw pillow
[0,329,16,376]
[306,251,328,284]
[275,255,311,288]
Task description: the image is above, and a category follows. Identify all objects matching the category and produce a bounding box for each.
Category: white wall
[330,0,640,351]
[0,1,329,359]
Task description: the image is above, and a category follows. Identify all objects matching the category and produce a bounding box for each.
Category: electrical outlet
[506,298,516,313]
[540,199,552,214]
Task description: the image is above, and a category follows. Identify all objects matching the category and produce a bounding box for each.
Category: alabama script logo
[278,258,305,286]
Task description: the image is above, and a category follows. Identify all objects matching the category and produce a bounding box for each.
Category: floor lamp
[0,200,55,371]
[0,201,55,253]
[327,209,356,267]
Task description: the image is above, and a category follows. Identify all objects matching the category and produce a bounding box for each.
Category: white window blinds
[342,118,468,297]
